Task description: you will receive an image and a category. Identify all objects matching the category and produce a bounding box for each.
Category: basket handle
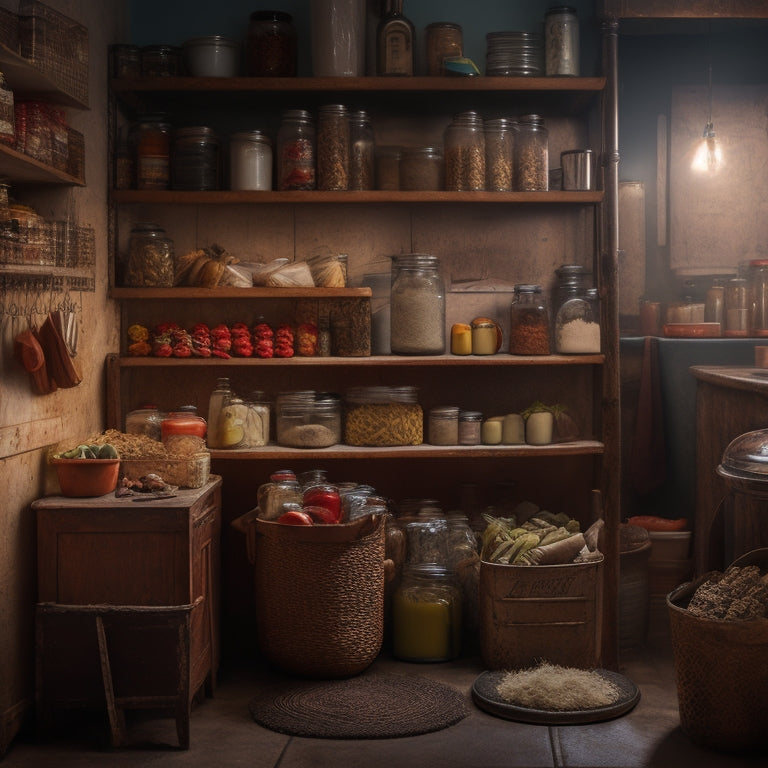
[231,507,260,565]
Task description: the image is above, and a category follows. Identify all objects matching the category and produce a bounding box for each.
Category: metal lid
[719,428,768,480]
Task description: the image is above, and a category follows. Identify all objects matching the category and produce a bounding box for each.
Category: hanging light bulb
[691,48,723,174]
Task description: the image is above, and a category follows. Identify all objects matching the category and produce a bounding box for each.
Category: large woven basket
[667,548,768,752]
[233,511,388,679]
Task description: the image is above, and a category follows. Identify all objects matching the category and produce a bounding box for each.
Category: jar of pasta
[344,386,423,446]
[125,223,175,287]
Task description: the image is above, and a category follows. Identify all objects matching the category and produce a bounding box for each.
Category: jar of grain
[424,22,463,76]
[390,253,446,355]
[344,385,423,446]
[276,391,341,448]
[485,117,515,192]
[276,109,316,190]
[428,405,460,445]
[514,114,548,191]
[125,223,175,287]
[317,103,350,191]
[509,284,551,354]
[555,291,600,354]
[444,111,485,191]
[400,146,444,191]
[349,110,374,190]
[458,410,482,445]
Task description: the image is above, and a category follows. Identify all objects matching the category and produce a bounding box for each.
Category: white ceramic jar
[183,36,239,77]
[230,130,273,191]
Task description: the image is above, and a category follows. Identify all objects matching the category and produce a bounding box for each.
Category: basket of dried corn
[667,547,768,752]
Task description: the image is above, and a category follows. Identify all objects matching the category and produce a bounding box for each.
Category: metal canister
[544,6,579,76]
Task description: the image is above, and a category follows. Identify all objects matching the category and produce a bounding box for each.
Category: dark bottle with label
[377,0,414,76]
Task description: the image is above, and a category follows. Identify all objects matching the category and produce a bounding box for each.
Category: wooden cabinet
[33,476,221,700]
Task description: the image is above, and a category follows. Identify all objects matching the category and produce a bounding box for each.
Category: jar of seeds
[317,103,350,191]
[485,117,515,192]
[514,114,548,191]
[444,111,485,191]
[349,109,374,190]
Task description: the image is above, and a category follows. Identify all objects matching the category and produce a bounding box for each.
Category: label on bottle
[382,27,413,75]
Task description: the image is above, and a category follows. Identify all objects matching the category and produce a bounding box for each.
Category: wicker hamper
[233,511,390,678]
[667,548,768,752]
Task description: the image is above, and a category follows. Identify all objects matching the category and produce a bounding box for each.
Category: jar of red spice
[509,284,551,355]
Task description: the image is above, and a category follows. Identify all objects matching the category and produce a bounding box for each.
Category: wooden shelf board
[109,286,372,300]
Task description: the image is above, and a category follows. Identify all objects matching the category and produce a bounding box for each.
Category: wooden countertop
[691,365,768,394]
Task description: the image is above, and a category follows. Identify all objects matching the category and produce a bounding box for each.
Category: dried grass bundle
[496,662,622,711]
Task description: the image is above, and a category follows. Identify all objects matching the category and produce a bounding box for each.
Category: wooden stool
[35,600,201,749]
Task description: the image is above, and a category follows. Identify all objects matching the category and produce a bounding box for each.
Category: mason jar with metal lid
[349,110,374,190]
[485,117,516,192]
[509,283,551,354]
[317,104,350,191]
[515,114,548,191]
[125,223,174,287]
[428,405,460,445]
[230,130,272,190]
[444,111,485,191]
[171,126,219,190]
[544,6,579,76]
[277,109,316,190]
[458,410,482,445]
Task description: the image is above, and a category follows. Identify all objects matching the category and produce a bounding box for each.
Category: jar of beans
[317,103,350,191]
[444,111,485,191]
[514,114,548,191]
[509,284,551,355]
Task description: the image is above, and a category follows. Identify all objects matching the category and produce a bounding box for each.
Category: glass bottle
[206,377,232,449]
[317,104,350,191]
[444,111,486,191]
[484,117,515,192]
[377,0,415,76]
[349,110,374,190]
[509,284,551,354]
[424,22,463,76]
[276,109,316,190]
[171,126,219,191]
[131,114,171,190]
[544,6,579,76]
[246,10,297,76]
[749,260,768,337]
[230,130,273,191]
[725,277,749,337]
[390,253,445,355]
[0,71,15,146]
[514,114,549,191]
[125,223,175,287]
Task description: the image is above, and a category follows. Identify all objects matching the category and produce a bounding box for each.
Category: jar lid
[346,385,419,404]
[175,126,218,140]
[282,108,313,121]
[514,283,542,293]
[546,6,578,15]
[319,103,348,115]
[391,253,440,267]
[459,410,482,421]
[430,405,460,418]
[401,146,442,158]
[426,21,462,31]
[471,316,497,329]
[250,10,293,23]
[231,129,272,144]
[518,113,544,126]
[183,35,238,49]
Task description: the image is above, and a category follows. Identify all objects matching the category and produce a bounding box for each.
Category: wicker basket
[233,511,389,678]
[667,548,768,752]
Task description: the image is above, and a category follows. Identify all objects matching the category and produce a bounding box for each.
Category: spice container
[140,45,182,77]
[183,36,239,77]
[344,386,423,446]
[276,109,316,190]
[230,130,272,190]
[0,71,14,146]
[514,114,548,191]
[125,223,174,287]
[317,104,350,191]
[276,391,342,448]
[471,317,501,355]
[509,284,551,354]
[428,405,460,445]
[725,277,749,337]
[390,253,446,355]
[400,146,443,191]
[125,405,163,441]
[444,111,485,191]
[458,410,482,445]
[171,126,219,190]
[425,22,463,76]
[131,114,171,190]
[451,322,472,355]
[109,44,141,78]
[349,110,374,190]
[375,145,401,190]
[485,117,515,192]
[392,563,462,662]
[544,6,579,76]
[247,10,297,76]
[555,288,601,354]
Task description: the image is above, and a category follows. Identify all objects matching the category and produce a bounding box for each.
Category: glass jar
[444,111,485,191]
[0,71,14,146]
[705,278,725,327]
[375,145,401,190]
[317,104,350,191]
[349,110,374,190]
[125,223,174,287]
[458,410,482,445]
[514,114,548,191]
[109,44,141,78]
[171,126,219,191]
[471,317,501,355]
[207,376,231,449]
[509,284,551,354]
[544,6,579,76]
[257,477,303,520]
[161,406,207,453]
[749,260,768,336]
[424,22,463,76]
[243,391,270,447]
[555,290,601,354]
[131,114,171,190]
[344,386,423,446]
[247,10,297,76]
[390,253,446,355]
[428,405,460,445]
[276,391,342,448]
[230,130,272,190]
[554,263,588,311]
[276,109,316,190]
[725,277,750,337]
[125,405,163,441]
[140,45,182,77]
[392,563,462,662]
[484,117,515,192]
[400,146,444,191]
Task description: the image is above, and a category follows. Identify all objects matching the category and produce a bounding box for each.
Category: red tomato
[626,515,688,532]
[277,510,313,526]
[303,486,342,522]
[303,505,340,525]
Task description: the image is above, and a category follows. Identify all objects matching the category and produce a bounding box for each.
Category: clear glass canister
[317,103,350,191]
[393,563,462,662]
[484,117,515,192]
[544,6,579,76]
[244,391,271,447]
[125,223,175,287]
[725,277,749,337]
[161,406,207,453]
[705,278,725,326]
[344,386,423,446]
[424,22,463,76]
[390,253,446,355]
[276,392,342,448]
[555,290,601,354]
[509,284,551,354]
[554,263,588,311]
[109,44,141,78]
[125,405,163,441]
[349,110,374,191]
[400,146,444,191]
[514,114,548,191]
[458,410,482,445]
[0,71,14,146]
[277,109,316,190]
[750,260,768,336]
[428,405,460,445]
[131,114,172,191]
[140,45,181,77]
[229,130,272,190]
[247,10,297,76]
[206,376,232,449]
[375,145,401,190]
[444,111,485,191]
[171,126,219,190]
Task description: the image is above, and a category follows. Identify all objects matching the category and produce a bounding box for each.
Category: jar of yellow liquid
[392,563,462,662]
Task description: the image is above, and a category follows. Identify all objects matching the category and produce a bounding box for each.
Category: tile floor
[2,602,765,768]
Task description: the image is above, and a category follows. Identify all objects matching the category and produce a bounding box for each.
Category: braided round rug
[248,672,470,739]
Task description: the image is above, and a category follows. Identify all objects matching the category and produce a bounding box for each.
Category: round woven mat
[249,672,469,739]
